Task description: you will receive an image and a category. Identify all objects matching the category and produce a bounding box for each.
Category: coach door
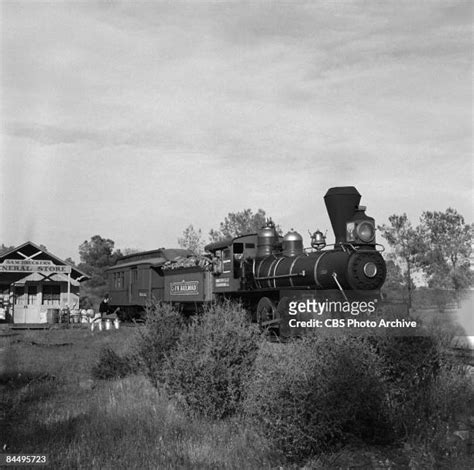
[130,268,138,303]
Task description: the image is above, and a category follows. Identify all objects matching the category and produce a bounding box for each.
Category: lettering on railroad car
[215,277,230,288]
[170,280,199,296]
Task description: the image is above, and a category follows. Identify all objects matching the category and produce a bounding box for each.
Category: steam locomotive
[106,187,386,334]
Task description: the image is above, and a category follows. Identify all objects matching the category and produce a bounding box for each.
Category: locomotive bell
[311,230,326,250]
[282,229,303,257]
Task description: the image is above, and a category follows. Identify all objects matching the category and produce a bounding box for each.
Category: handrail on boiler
[254,270,306,282]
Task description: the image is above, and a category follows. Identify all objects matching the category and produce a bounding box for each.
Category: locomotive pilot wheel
[256,297,280,333]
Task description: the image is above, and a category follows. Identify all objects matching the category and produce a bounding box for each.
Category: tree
[178,225,205,255]
[122,248,141,256]
[0,244,15,256]
[378,214,423,307]
[77,235,123,309]
[64,257,76,267]
[209,209,281,242]
[418,208,472,290]
[77,235,123,303]
[383,259,405,292]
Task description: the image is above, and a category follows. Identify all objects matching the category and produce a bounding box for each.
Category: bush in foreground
[137,302,185,387]
[374,335,473,456]
[244,332,473,464]
[243,334,391,461]
[163,301,262,419]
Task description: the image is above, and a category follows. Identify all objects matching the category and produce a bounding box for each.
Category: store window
[15,287,25,305]
[27,286,37,305]
[0,284,9,296]
[42,285,60,305]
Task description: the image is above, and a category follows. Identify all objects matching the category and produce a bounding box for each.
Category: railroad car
[106,186,387,332]
[106,248,192,320]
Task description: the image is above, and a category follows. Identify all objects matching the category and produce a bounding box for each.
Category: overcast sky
[1,1,472,260]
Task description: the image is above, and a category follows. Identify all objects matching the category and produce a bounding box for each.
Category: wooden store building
[0,242,89,324]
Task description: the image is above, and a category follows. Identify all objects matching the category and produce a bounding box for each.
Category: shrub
[137,302,185,387]
[91,347,135,380]
[243,334,391,461]
[373,335,473,447]
[163,301,262,419]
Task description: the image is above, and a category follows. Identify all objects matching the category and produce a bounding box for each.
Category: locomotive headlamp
[356,221,375,243]
[346,220,375,244]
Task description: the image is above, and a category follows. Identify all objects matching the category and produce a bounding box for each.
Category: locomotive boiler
[251,186,386,292]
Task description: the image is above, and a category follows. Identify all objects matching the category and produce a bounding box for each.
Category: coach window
[131,268,138,285]
[114,272,125,289]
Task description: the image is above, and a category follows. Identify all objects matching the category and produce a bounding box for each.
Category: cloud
[4,122,102,146]
[0,1,471,258]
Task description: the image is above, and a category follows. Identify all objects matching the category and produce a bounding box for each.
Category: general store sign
[0,259,72,274]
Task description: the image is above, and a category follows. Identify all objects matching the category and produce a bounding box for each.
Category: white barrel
[105,319,111,330]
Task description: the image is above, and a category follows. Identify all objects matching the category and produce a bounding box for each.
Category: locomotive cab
[205,234,264,293]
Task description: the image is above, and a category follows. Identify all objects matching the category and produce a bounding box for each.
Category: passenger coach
[106,248,192,319]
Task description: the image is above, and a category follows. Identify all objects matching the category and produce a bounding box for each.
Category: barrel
[46,308,60,324]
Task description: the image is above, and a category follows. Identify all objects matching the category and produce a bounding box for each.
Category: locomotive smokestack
[324,186,361,244]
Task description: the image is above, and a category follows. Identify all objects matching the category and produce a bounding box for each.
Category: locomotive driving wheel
[256,297,280,335]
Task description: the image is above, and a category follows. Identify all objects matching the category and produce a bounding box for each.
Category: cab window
[222,248,232,273]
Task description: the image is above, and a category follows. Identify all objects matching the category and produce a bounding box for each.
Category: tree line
[177,208,280,255]
[378,208,472,305]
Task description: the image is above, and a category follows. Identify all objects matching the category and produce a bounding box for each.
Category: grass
[1,308,473,469]
[0,326,276,470]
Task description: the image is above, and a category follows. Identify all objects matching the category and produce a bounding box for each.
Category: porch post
[67,272,71,307]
